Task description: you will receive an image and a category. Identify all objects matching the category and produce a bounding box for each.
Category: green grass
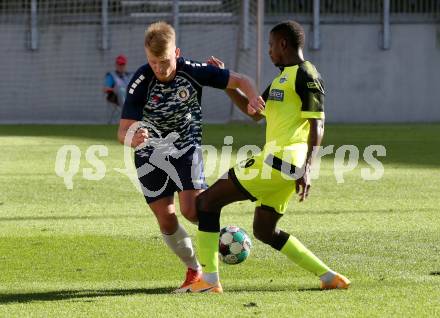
[0,123,440,317]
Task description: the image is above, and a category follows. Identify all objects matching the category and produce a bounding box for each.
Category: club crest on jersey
[268,89,284,101]
[279,75,288,84]
[177,87,190,102]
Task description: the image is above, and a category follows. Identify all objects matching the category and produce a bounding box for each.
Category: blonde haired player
[117,21,263,290]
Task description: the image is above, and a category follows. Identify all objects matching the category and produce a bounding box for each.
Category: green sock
[197,230,219,274]
[280,235,330,276]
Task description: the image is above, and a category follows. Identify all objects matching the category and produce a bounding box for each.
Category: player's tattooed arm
[207,56,264,121]
[296,119,324,202]
[118,119,149,148]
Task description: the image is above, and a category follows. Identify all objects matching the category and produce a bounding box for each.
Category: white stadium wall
[0,23,439,123]
[302,24,440,123]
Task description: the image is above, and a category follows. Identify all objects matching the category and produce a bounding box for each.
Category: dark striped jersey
[122,57,230,156]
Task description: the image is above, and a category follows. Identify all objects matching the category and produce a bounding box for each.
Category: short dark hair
[270,21,305,49]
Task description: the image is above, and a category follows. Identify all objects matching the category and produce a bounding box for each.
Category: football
[219,225,252,265]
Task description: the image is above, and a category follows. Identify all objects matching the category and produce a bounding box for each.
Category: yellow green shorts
[229,153,300,214]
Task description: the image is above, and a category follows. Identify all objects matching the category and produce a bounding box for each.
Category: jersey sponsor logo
[279,75,288,84]
[268,89,284,101]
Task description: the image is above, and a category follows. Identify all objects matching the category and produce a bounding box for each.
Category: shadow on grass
[226,285,322,293]
[0,285,341,303]
[0,287,173,304]
[0,214,146,223]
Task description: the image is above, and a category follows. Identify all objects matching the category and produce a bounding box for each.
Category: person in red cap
[115,54,127,66]
[104,54,133,123]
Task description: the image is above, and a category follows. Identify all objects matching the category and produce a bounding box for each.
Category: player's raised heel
[320,273,351,290]
[179,268,202,289]
[173,278,223,293]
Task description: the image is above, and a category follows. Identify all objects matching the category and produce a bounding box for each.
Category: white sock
[162,223,201,271]
[202,272,219,284]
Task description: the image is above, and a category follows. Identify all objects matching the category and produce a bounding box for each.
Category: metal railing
[1,0,438,52]
[266,0,440,23]
[1,0,438,23]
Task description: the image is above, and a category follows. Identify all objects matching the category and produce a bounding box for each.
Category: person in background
[104,55,132,123]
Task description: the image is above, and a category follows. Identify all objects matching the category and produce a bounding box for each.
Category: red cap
[115,54,127,65]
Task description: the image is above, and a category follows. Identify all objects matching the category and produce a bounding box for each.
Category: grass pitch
[0,123,439,317]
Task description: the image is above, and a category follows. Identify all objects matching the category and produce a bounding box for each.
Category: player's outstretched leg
[253,207,350,290]
[175,175,249,293]
[149,197,202,290]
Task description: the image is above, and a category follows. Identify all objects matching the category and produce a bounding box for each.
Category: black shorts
[134,146,208,204]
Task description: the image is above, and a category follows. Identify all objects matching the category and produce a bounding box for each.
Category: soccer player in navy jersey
[117,21,263,290]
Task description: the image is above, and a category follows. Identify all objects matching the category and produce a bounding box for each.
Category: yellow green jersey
[261,61,325,167]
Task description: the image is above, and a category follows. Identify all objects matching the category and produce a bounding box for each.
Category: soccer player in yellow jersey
[176,21,350,293]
